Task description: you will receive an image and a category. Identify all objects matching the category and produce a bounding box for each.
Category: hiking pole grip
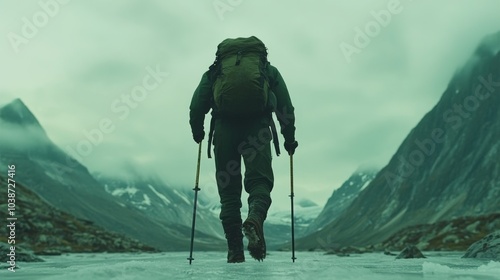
[188,142,202,265]
[289,154,297,262]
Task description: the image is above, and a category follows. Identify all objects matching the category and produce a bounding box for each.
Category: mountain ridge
[295,32,500,250]
[304,168,378,236]
[0,99,224,251]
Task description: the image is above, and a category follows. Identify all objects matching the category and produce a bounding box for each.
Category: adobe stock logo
[7,0,71,54]
[340,0,413,63]
[213,0,243,21]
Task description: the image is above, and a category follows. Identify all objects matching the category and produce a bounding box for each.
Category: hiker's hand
[193,131,205,144]
[284,141,298,155]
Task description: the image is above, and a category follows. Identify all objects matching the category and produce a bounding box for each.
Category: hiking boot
[243,216,266,261]
[223,223,245,263]
[243,195,270,261]
[226,233,245,263]
[227,248,245,263]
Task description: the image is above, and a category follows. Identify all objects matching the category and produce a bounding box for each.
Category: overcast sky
[1,0,500,211]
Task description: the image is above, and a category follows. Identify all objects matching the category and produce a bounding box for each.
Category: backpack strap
[207,115,216,158]
[270,117,281,157]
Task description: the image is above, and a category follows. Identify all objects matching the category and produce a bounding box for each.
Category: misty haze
[0,0,499,279]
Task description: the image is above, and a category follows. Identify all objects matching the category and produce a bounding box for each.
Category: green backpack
[211,36,271,116]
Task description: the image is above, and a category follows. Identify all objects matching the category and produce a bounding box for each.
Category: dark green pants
[213,117,274,226]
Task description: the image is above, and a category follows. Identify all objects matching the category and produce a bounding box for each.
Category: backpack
[210,36,271,116]
[207,36,281,158]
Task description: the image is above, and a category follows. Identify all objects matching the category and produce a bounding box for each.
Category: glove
[193,131,205,144]
[284,141,298,155]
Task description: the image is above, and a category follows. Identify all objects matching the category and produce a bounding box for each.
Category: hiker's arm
[268,65,296,143]
[189,71,212,142]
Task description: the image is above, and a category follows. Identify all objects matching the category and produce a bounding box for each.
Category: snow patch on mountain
[110,186,139,197]
[147,184,171,205]
[131,196,150,210]
[143,194,151,206]
[360,179,372,190]
[172,189,190,205]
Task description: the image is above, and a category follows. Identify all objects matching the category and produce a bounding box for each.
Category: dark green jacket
[189,64,296,143]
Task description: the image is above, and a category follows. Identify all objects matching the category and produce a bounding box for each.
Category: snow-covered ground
[2,251,499,280]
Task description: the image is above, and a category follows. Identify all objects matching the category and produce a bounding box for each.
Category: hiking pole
[289,154,297,262]
[188,141,202,265]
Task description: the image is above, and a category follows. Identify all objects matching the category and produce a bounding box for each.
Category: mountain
[0,175,157,254]
[264,198,322,248]
[0,99,223,251]
[96,173,324,248]
[94,173,225,240]
[296,32,500,250]
[97,172,326,248]
[304,169,378,235]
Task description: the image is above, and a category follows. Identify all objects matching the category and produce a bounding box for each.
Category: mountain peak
[476,31,500,57]
[0,98,43,128]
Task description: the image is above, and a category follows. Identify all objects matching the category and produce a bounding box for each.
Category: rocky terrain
[0,175,157,256]
[381,212,500,251]
[463,230,500,259]
[318,213,500,257]
[395,245,426,259]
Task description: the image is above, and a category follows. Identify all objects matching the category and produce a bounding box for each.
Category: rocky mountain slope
[304,169,377,235]
[296,32,500,250]
[381,213,500,251]
[0,175,156,254]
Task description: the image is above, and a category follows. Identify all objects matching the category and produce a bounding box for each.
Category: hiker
[189,36,297,263]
